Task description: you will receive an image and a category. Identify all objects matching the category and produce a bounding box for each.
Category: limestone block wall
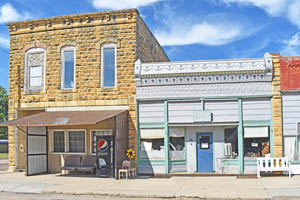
[271,53,283,157]
[7,9,169,170]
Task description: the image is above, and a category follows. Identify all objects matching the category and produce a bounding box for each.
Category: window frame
[61,46,76,90]
[90,129,113,155]
[24,48,46,92]
[50,129,86,155]
[101,43,117,88]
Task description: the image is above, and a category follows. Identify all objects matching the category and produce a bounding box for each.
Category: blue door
[197,132,213,172]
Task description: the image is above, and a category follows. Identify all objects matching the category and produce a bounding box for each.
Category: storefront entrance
[197,132,213,172]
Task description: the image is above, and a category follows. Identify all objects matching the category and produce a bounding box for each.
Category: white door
[27,127,48,175]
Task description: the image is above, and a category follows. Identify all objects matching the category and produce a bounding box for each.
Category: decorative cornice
[7,9,138,35]
[135,53,273,86]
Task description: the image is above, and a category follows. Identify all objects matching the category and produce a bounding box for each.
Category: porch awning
[0,110,127,127]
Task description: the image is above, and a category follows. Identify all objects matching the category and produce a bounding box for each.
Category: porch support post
[164,100,169,174]
[296,135,299,161]
[270,99,274,157]
[136,101,140,172]
[238,99,244,175]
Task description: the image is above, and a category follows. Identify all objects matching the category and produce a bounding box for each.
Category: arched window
[25,48,46,92]
[61,46,76,89]
[101,43,116,88]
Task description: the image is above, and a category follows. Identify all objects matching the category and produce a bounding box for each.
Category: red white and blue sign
[97,139,109,152]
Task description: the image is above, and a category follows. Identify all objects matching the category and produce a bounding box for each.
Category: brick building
[280,56,300,174]
[2,9,169,175]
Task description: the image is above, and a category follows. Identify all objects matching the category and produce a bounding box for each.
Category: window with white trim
[101,44,116,88]
[53,131,65,153]
[91,130,113,154]
[25,48,45,91]
[140,129,165,160]
[51,130,86,153]
[61,46,75,89]
[68,131,85,153]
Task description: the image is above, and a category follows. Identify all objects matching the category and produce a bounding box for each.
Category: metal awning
[0,110,127,127]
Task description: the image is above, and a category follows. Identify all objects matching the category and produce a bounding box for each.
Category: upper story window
[25,48,45,92]
[101,44,116,88]
[61,46,75,89]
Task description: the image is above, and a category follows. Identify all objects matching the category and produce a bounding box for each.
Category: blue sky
[0,0,300,90]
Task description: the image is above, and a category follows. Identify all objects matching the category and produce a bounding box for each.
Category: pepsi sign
[97,139,109,152]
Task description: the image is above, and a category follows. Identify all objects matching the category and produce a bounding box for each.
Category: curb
[42,190,271,200]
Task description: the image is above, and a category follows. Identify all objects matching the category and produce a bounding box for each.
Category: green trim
[170,160,186,165]
[137,95,272,102]
[244,159,257,166]
[243,120,271,127]
[238,99,244,175]
[137,102,140,172]
[270,99,274,157]
[140,159,165,166]
[184,127,187,165]
[290,161,300,164]
[164,101,169,174]
[223,159,239,165]
[139,123,164,128]
[296,135,299,162]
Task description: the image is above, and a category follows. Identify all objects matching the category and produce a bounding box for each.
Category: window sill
[49,152,87,155]
[100,87,119,91]
[60,89,77,93]
[24,90,46,95]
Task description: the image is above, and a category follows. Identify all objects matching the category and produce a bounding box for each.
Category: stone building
[134,53,283,175]
[3,9,169,175]
[280,55,300,174]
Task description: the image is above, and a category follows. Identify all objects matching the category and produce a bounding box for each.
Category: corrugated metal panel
[282,94,300,136]
[242,98,271,121]
[139,101,164,123]
[205,101,238,122]
[136,82,272,99]
[169,102,202,123]
[115,111,129,178]
[168,101,238,123]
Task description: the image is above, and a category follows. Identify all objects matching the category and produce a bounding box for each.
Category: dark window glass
[103,47,115,87]
[199,136,210,149]
[68,131,85,153]
[170,137,185,151]
[63,50,74,89]
[224,128,238,157]
[53,131,65,152]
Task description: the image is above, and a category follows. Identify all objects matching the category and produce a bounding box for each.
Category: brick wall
[7,9,168,170]
[271,53,283,157]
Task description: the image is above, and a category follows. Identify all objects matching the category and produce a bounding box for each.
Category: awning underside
[0,110,127,127]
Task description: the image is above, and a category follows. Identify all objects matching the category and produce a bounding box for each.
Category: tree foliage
[0,86,8,139]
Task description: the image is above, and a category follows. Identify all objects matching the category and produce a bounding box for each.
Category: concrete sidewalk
[0,171,300,199]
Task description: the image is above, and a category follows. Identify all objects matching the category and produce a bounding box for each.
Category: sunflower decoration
[126,148,135,160]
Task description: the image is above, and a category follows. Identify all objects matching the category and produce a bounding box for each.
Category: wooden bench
[257,157,291,178]
[61,155,96,175]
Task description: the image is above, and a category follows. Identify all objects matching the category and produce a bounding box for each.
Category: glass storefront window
[224,127,238,158]
[243,127,269,157]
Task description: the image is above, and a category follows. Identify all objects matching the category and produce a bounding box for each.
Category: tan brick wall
[7,9,168,170]
[271,54,283,157]
[136,15,169,63]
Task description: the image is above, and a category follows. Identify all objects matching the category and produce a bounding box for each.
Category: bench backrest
[64,155,81,167]
[81,155,96,167]
[257,157,289,170]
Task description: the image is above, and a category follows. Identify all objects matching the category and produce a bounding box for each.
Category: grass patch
[0,153,8,160]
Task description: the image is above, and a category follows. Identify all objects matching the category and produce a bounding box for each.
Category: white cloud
[286,1,300,28]
[0,3,31,23]
[0,35,9,48]
[155,22,245,46]
[91,0,164,10]
[221,0,288,16]
[281,32,300,56]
